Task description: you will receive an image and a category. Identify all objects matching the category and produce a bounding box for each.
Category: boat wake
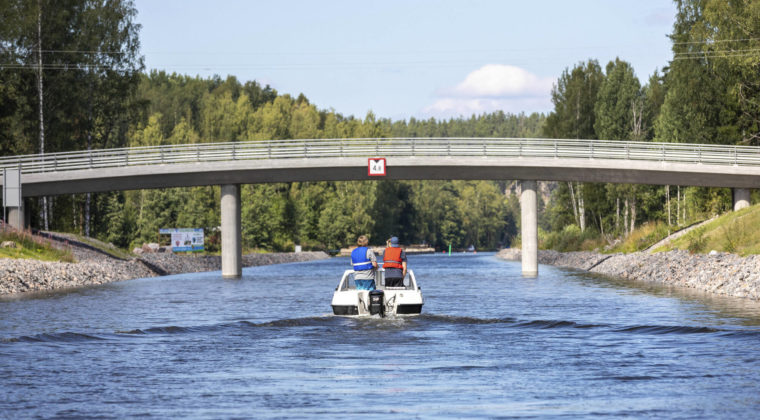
[2,314,758,344]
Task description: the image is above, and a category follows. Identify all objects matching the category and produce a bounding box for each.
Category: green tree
[594,58,642,141]
[544,60,604,232]
[135,188,182,245]
[408,181,463,249]
[654,1,740,145]
[593,58,645,234]
[370,181,412,244]
[242,184,289,250]
[0,0,142,234]
[249,95,294,140]
[129,113,165,146]
[105,192,136,248]
[544,60,604,140]
[643,70,666,140]
[698,0,760,145]
[167,117,200,144]
[289,102,320,139]
[456,181,508,249]
[200,91,240,141]
[317,182,376,249]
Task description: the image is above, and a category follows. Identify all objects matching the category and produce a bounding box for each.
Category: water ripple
[4,315,758,344]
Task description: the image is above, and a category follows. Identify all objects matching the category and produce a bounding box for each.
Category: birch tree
[544,60,603,232]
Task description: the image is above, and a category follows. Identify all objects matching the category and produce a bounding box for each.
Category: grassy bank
[538,220,694,254]
[654,205,760,256]
[0,227,75,262]
[536,203,760,256]
[67,234,136,260]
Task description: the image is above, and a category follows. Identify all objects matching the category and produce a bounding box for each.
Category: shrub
[608,221,670,253]
[720,218,747,254]
[687,227,707,254]
[540,224,602,252]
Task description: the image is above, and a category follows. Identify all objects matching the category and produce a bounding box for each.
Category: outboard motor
[369,290,385,317]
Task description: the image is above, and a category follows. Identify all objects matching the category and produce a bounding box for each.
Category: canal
[2,253,760,418]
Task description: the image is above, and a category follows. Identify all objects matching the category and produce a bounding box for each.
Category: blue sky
[134,0,676,121]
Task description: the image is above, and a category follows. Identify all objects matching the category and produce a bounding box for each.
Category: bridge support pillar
[7,205,24,230]
[3,168,24,230]
[733,188,750,211]
[221,184,242,278]
[521,180,538,278]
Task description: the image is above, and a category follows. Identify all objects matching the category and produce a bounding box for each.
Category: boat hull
[331,269,424,317]
[331,302,423,316]
[331,305,359,316]
[396,304,423,314]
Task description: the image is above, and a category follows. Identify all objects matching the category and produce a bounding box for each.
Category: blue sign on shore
[160,228,204,252]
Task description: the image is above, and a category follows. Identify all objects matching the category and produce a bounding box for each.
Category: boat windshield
[338,269,417,291]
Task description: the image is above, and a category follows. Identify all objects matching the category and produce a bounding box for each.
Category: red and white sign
[368,158,386,176]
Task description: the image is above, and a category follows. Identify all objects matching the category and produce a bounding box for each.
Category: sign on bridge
[368,158,386,176]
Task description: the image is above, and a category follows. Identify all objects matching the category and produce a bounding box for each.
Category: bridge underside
[14,156,760,197]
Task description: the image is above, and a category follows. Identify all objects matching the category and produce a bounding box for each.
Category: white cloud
[422,64,554,118]
[424,97,552,118]
[451,64,553,97]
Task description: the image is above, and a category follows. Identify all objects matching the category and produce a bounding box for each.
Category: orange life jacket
[383,247,403,269]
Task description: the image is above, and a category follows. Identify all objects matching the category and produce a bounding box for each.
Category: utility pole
[37,0,48,230]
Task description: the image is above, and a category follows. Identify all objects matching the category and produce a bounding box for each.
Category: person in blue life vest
[382,236,407,288]
[351,235,378,290]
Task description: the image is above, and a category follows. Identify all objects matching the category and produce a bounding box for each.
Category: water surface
[2,253,760,418]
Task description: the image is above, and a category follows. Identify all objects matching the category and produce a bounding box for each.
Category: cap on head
[390,236,399,246]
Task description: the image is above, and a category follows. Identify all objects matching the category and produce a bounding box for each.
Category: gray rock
[142,243,160,253]
[0,249,329,296]
[496,248,760,301]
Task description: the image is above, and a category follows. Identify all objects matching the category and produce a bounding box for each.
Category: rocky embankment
[0,240,329,296]
[497,248,760,300]
[138,252,330,276]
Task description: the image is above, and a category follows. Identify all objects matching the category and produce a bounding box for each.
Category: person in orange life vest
[382,236,407,287]
[350,235,377,290]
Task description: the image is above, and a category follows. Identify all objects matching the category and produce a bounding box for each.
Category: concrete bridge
[1,137,758,277]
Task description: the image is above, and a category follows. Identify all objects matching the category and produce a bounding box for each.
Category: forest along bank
[498,248,760,300]
[0,250,329,296]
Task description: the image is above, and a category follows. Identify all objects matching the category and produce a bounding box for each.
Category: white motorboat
[331,269,424,317]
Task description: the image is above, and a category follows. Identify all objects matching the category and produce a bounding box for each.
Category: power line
[672,36,760,45]
[5,49,131,55]
[675,50,760,57]
[9,43,649,57]
[39,49,128,54]
[0,62,483,71]
[0,42,680,71]
[1,53,590,71]
[673,51,760,60]
[673,47,760,60]
[0,63,138,71]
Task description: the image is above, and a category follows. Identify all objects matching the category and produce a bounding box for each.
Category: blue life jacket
[351,247,373,271]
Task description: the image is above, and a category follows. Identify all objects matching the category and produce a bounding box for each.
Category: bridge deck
[1,138,759,196]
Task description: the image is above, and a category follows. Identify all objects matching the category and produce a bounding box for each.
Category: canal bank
[0,244,330,296]
[498,248,760,300]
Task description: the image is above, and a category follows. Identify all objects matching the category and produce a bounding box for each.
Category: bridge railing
[1,138,760,174]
